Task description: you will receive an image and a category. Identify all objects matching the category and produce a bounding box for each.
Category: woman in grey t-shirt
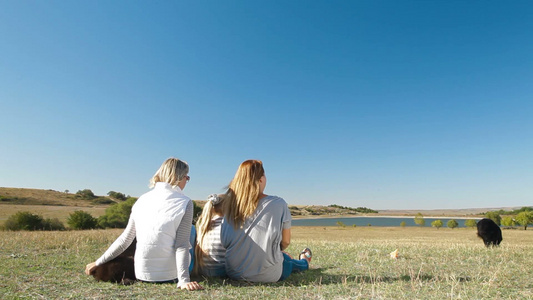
[220,160,312,282]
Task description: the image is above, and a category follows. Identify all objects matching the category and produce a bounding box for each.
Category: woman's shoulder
[136,188,191,207]
[170,194,192,208]
[260,195,288,211]
[173,192,191,202]
[163,186,191,202]
[262,195,286,204]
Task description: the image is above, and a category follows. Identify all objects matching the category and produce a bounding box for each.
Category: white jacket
[132,182,191,281]
[96,182,192,283]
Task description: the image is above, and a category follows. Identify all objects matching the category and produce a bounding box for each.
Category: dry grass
[0,204,108,222]
[0,187,96,206]
[0,188,112,222]
[1,226,532,299]
[2,187,532,298]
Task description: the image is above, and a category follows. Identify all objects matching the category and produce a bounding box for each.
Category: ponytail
[193,194,223,275]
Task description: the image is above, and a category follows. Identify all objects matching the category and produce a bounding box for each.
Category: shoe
[299,248,312,263]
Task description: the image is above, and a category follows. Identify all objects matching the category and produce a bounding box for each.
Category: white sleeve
[95,217,136,266]
[175,201,193,286]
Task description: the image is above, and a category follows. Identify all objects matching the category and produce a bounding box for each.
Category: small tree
[98,197,137,228]
[464,219,477,228]
[431,220,443,229]
[515,211,533,230]
[68,211,98,230]
[42,218,66,231]
[414,213,425,226]
[107,191,127,201]
[501,216,516,227]
[447,219,458,229]
[485,211,501,226]
[2,212,65,231]
[193,201,202,223]
[336,221,346,228]
[3,211,44,230]
[76,189,96,199]
[400,221,406,227]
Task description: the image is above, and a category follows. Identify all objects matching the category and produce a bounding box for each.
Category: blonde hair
[193,194,224,275]
[222,160,265,229]
[149,158,189,188]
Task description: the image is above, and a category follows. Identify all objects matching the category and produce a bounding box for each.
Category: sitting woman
[193,194,226,277]
[221,159,312,282]
[85,157,203,291]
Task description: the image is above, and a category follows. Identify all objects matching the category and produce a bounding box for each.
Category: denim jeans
[279,252,309,281]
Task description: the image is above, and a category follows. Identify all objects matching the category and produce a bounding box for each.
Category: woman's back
[133,182,191,281]
[198,215,226,277]
[221,195,291,282]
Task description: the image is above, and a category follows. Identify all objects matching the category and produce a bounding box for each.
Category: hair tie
[207,194,222,205]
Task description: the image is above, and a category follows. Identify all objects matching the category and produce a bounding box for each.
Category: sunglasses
[185,175,190,182]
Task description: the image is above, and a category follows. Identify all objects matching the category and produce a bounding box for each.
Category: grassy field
[1,226,532,299]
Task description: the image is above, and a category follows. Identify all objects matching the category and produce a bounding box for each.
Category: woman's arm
[280,228,291,251]
[174,201,203,290]
[280,198,292,251]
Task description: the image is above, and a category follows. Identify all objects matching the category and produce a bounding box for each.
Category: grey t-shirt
[221,195,292,282]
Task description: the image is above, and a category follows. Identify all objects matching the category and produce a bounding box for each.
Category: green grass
[1,226,532,299]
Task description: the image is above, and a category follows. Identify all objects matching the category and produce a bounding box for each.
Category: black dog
[90,239,136,285]
[477,218,502,247]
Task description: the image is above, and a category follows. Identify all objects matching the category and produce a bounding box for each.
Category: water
[292,216,481,227]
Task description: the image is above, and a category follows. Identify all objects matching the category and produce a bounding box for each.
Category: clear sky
[1,1,532,210]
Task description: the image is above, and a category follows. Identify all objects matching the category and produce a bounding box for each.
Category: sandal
[299,248,312,263]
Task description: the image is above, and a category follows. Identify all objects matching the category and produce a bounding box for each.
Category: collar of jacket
[154,182,184,193]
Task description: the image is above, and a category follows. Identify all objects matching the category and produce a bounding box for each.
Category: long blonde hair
[193,194,224,275]
[149,158,189,188]
[223,160,265,229]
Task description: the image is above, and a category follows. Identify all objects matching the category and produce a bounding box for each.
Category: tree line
[328,204,378,213]
[413,209,533,230]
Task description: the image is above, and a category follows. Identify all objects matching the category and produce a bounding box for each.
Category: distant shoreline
[292,214,482,220]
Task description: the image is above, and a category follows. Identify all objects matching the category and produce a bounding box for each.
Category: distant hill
[0,187,115,206]
[1,187,374,218]
[4,187,522,218]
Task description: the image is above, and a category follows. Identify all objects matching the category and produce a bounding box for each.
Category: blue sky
[1,1,532,210]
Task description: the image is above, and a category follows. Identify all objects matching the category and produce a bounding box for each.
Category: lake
[292,216,481,227]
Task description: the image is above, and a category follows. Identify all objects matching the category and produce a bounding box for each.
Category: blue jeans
[189,225,196,273]
[279,252,309,281]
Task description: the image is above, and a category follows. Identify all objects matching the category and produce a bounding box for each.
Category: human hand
[282,251,293,259]
[178,281,204,291]
[85,262,97,275]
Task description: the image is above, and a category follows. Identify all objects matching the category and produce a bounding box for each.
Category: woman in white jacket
[85,158,203,291]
